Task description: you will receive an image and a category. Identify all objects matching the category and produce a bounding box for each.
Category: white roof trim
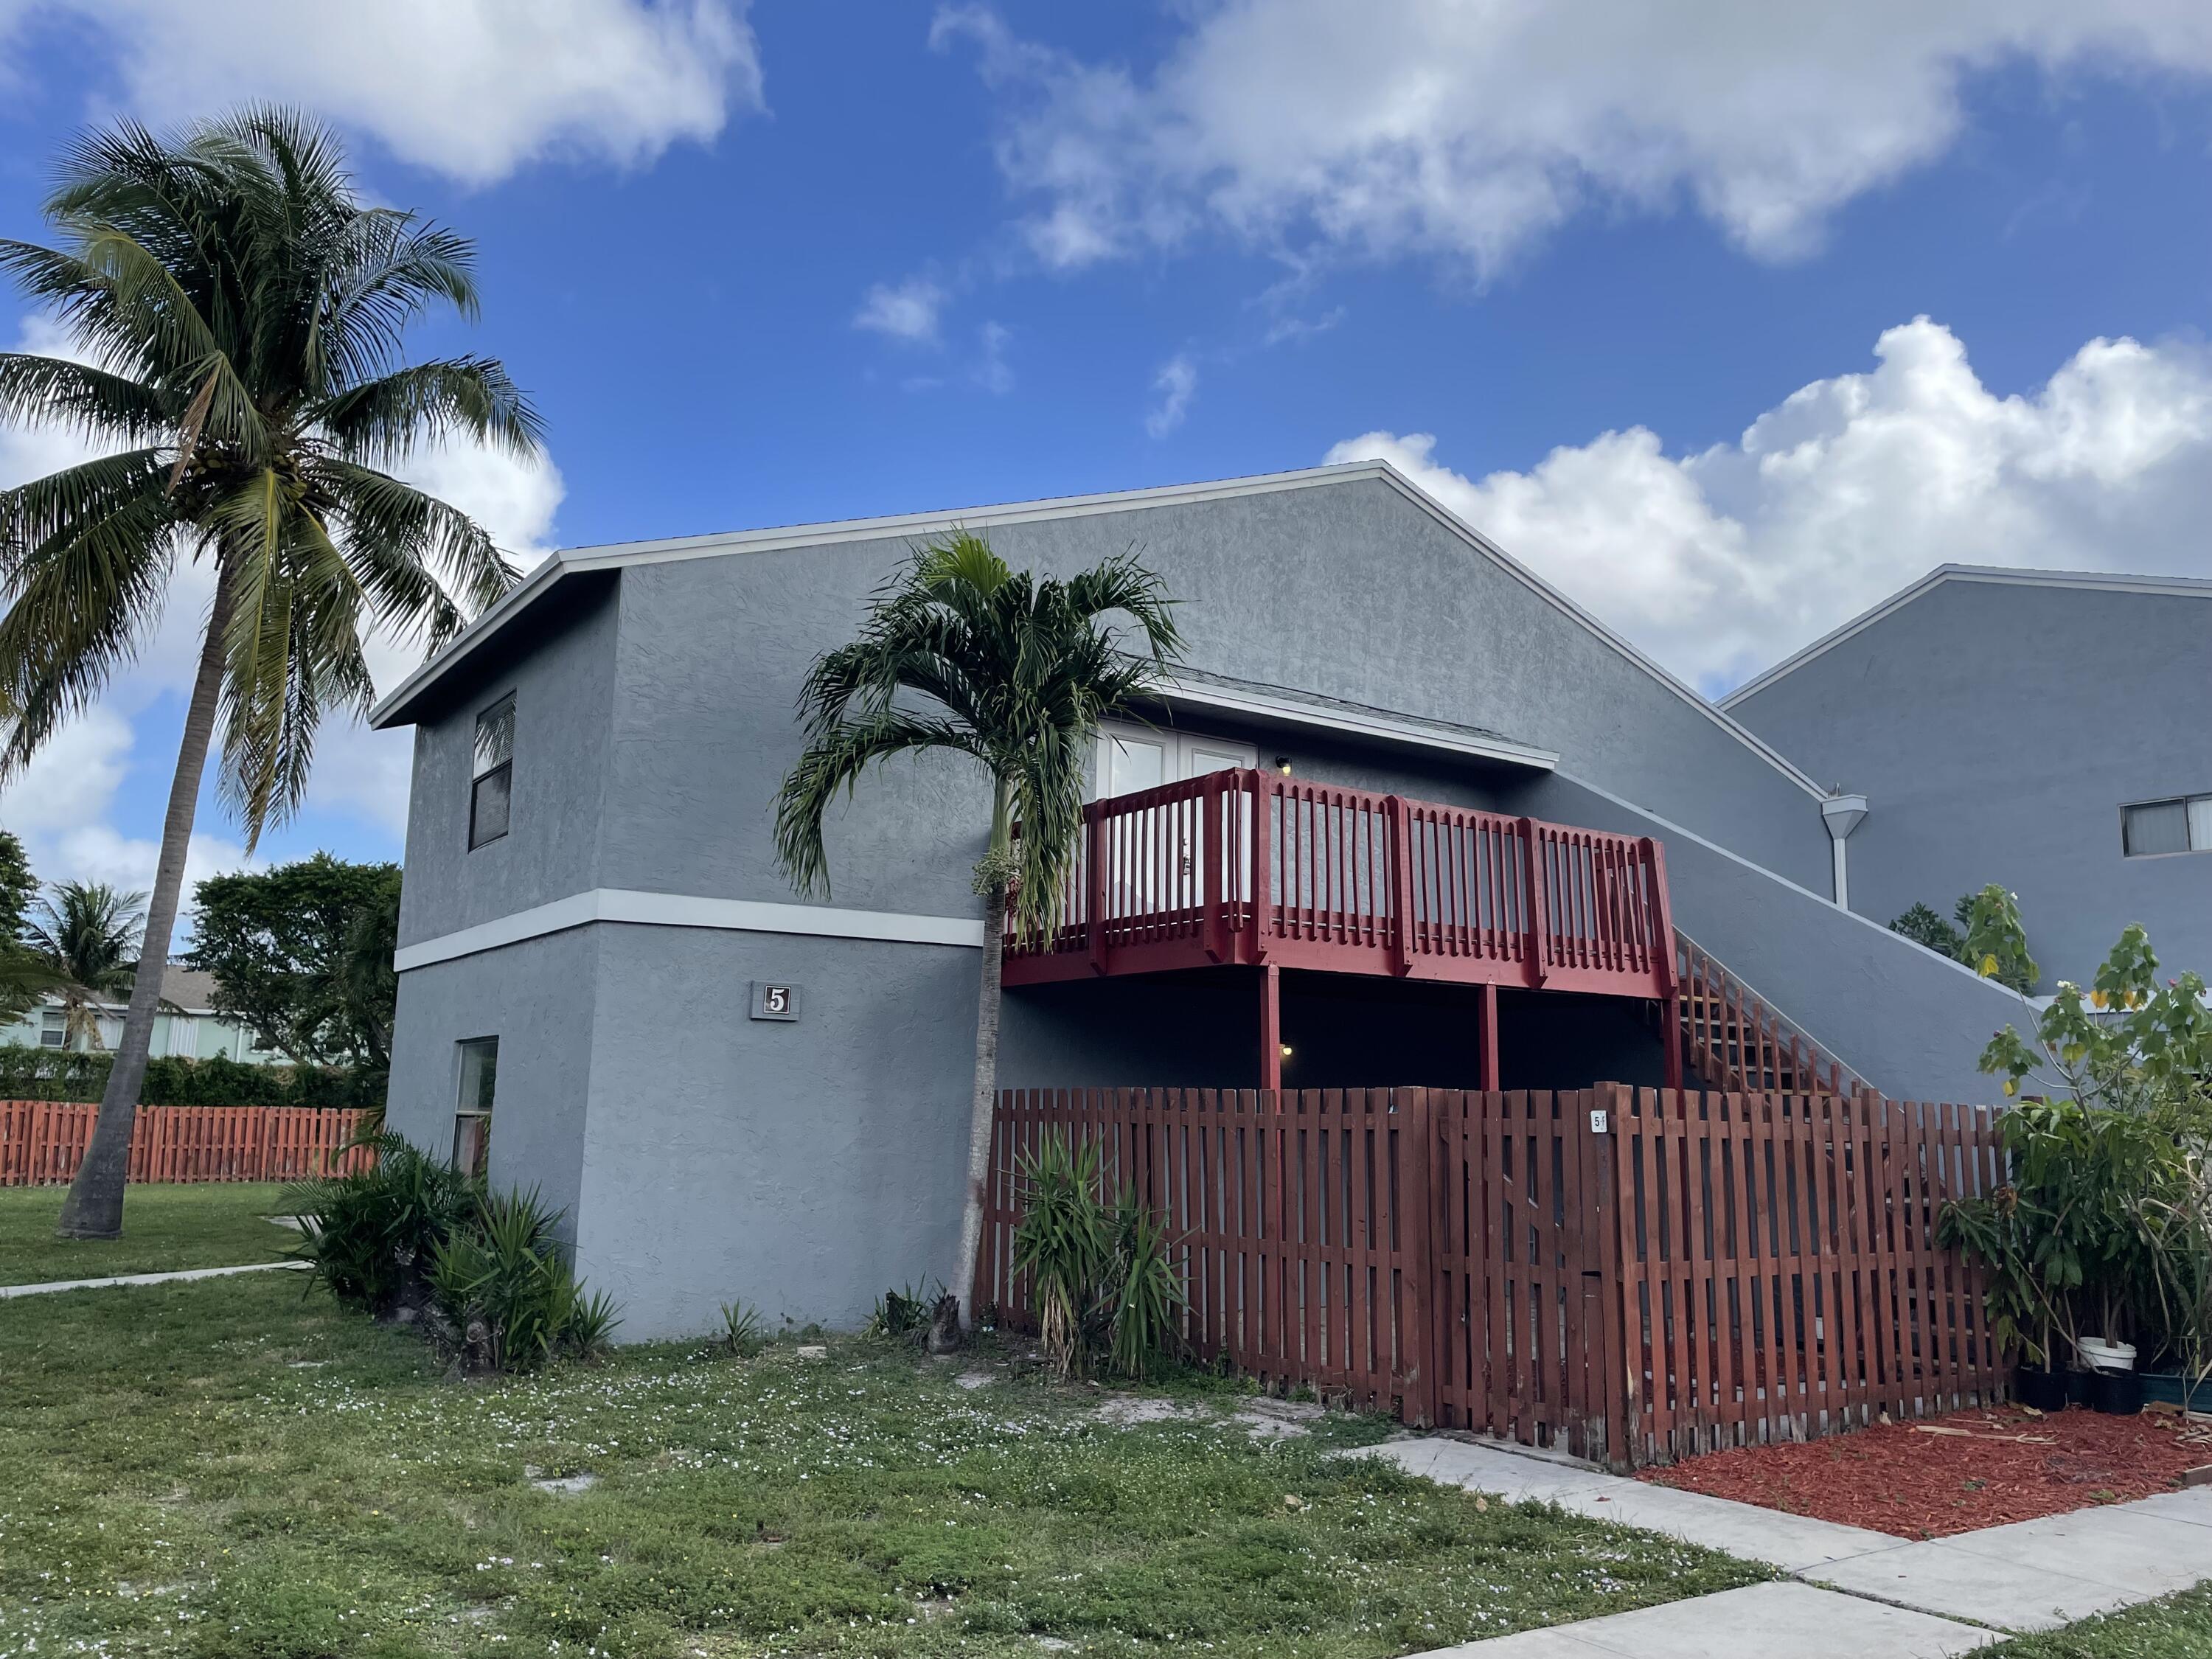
[1719,563,2212,712]
[1155,677,1559,771]
[367,459,1826,801]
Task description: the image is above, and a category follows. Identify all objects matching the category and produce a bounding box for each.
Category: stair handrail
[1674,929,1874,1097]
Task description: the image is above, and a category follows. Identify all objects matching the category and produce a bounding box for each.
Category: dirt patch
[1639,1403,2212,1537]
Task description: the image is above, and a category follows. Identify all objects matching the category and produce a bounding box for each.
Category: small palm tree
[0,109,540,1238]
[775,533,1180,1320]
[24,881,145,1050]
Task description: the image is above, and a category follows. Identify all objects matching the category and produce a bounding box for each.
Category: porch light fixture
[1279,1043,1293,1060]
[1274,756,1293,775]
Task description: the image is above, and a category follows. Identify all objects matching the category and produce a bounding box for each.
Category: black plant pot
[2017,1364,2069,1412]
[2092,1369,2144,1416]
[2067,1368,2095,1408]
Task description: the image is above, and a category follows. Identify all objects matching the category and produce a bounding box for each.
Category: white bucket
[2078,1336,2138,1373]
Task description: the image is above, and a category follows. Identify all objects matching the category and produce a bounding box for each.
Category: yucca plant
[1010,1133,1183,1379]
[1109,1189,1186,1380]
[1011,1135,1113,1377]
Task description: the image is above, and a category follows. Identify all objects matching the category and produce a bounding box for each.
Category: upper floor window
[2122,793,2212,858]
[470,695,515,849]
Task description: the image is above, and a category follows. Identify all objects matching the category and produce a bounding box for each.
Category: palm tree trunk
[952,879,1006,1325]
[56,567,233,1239]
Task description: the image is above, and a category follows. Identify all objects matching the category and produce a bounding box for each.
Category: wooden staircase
[1674,933,1868,1096]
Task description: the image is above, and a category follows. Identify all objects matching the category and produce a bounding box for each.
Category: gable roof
[368,459,1825,799]
[1720,563,2212,712]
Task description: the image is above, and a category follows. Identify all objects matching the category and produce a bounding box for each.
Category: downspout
[1820,793,1869,911]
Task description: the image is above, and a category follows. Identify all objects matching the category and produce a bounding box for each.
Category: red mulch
[1638,1404,2212,1538]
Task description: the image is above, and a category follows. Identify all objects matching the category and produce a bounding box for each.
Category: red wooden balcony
[1004,768,1677,1001]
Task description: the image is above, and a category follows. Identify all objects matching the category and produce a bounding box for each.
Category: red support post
[1385,794,1416,976]
[1251,769,1273,963]
[1085,804,1108,976]
[1259,963,1281,1093]
[1479,982,1501,1091]
[1662,990,1684,1094]
[1203,773,1226,963]
[1520,817,1552,987]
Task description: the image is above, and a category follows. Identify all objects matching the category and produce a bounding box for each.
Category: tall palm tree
[0,109,540,1239]
[774,533,1180,1321]
[24,880,145,1049]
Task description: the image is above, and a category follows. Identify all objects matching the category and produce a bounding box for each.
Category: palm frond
[775,710,981,900]
[0,352,175,445]
[314,357,542,465]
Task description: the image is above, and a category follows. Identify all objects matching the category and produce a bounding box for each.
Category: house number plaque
[750,982,801,1021]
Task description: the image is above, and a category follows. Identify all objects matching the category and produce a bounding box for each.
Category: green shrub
[285,1133,480,1315]
[869,1279,945,1340]
[288,1134,618,1371]
[718,1299,766,1356]
[428,1186,619,1371]
[1010,1133,1184,1380]
[0,1041,385,1108]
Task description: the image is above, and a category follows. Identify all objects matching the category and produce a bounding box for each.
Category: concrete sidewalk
[1349,1435,2212,1657]
[0,1259,309,1299]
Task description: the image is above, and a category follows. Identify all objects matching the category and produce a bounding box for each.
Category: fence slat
[1,1102,374,1186]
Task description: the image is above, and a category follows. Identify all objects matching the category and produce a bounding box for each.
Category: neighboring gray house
[1724,566,2212,991]
[0,965,279,1062]
[369,462,2024,1339]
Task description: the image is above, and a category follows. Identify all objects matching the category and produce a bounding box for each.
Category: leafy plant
[25,880,147,1050]
[285,1131,479,1316]
[1009,1133,1184,1380]
[869,1279,946,1341]
[1941,899,2212,1373]
[718,1299,765,1357]
[429,1186,616,1372]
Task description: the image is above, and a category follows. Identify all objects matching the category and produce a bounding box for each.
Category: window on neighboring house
[469,694,515,850]
[39,1009,63,1048]
[453,1037,498,1178]
[2123,794,2212,858]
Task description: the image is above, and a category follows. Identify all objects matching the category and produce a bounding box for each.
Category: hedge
[0,1043,386,1110]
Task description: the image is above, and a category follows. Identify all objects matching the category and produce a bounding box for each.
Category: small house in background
[1723,565,2212,990]
[366,460,2032,1340]
[0,965,283,1064]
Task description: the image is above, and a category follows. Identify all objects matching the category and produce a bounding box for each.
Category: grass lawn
[0,1273,1766,1659]
[1983,1583,2212,1658]
[0,1181,296,1285]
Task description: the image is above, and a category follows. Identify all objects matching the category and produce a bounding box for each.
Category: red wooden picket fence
[975,1084,2006,1468]
[0,1102,377,1186]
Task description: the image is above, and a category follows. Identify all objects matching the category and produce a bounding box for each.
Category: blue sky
[1,1,2211,905]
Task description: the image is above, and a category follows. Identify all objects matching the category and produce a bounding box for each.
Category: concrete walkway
[1348,1436,2212,1657]
[0,1259,309,1299]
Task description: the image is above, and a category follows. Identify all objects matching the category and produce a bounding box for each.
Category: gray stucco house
[369,462,2024,1338]
[1724,565,2212,990]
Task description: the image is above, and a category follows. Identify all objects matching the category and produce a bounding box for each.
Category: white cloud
[935,1,2212,276]
[2,0,761,186]
[1144,354,1198,438]
[855,277,949,345]
[1328,319,2212,694]
[972,321,1015,395]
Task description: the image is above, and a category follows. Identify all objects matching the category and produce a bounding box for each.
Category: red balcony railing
[1004,768,1675,999]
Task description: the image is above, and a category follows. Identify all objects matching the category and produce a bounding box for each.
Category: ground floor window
[453,1037,498,1178]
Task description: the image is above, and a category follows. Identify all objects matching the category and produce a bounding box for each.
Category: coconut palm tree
[24,880,145,1050]
[774,533,1180,1321]
[0,108,540,1238]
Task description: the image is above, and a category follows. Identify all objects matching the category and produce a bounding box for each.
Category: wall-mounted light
[1274,756,1293,776]
[1279,1043,1294,1060]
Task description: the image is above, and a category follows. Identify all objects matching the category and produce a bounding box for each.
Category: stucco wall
[1728,578,2212,988]
[550,473,1834,918]
[1517,772,2025,1103]
[383,926,602,1246]
[396,579,619,950]
[571,924,981,1340]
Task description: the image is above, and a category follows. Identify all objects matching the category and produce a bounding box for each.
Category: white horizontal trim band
[394,888,985,972]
